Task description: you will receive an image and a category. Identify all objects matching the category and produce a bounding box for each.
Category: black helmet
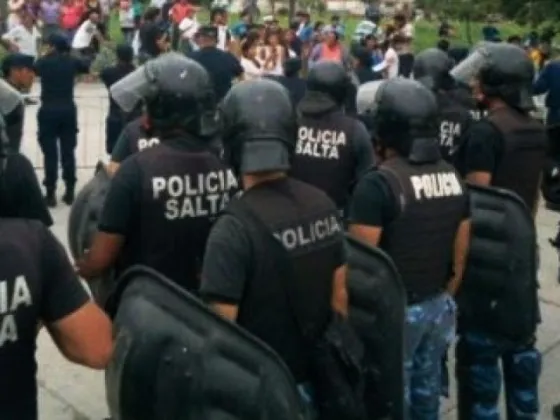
[110,53,217,137]
[365,5,381,22]
[356,78,440,162]
[302,61,351,112]
[221,79,296,175]
[413,47,455,91]
[450,42,535,110]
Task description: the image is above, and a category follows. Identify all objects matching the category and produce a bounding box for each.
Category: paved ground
[25,84,560,419]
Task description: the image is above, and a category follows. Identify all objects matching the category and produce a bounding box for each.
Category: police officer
[188,25,244,103]
[349,79,471,419]
[34,32,90,208]
[451,42,547,420]
[0,84,112,420]
[77,53,238,292]
[292,61,374,216]
[200,78,348,415]
[413,47,474,164]
[264,57,307,109]
[2,53,35,152]
[107,114,159,176]
[100,44,136,155]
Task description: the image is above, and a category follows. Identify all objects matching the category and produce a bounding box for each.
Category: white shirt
[399,23,414,54]
[241,57,262,80]
[72,20,98,49]
[216,25,230,51]
[2,24,41,57]
[373,47,399,79]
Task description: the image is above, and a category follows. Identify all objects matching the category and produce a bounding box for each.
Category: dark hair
[143,6,160,21]
[210,7,226,22]
[437,38,450,51]
[394,13,406,23]
[313,21,324,31]
[241,38,256,57]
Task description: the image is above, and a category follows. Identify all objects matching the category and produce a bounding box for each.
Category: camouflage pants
[456,332,541,420]
[405,293,457,420]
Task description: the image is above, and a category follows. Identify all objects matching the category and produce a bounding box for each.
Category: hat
[2,53,35,76]
[196,25,218,38]
[46,32,70,51]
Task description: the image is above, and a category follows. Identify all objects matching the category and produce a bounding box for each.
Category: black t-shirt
[349,166,470,227]
[2,154,53,227]
[460,119,503,176]
[100,64,136,117]
[35,53,89,104]
[139,21,165,56]
[0,219,88,420]
[188,47,243,102]
[110,117,157,163]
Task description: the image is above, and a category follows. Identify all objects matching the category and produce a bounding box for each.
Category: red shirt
[170,2,194,25]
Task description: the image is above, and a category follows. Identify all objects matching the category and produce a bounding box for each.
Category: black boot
[45,189,56,208]
[554,403,560,419]
[62,184,75,206]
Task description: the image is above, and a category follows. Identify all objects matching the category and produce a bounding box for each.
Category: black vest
[436,91,472,163]
[127,118,160,155]
[488,107,547,212]
[229,178,342,382]
[379,157,468,303]
[292,111,357,210]
[135,142,238,290]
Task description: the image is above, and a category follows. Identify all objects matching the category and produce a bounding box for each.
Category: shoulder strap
[225,198,311,341]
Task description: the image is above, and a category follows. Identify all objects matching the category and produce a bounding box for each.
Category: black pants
[37,104,78,190]
[399,53,415,78]
[547,125,560,161]
[105,115,124,154]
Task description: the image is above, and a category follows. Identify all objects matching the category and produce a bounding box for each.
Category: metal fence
[21,88,110,170]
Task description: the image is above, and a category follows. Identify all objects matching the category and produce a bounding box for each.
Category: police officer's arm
[448,215,471,296]
[200,215,253,321]
[464,121,501,186]
[8,154,53,226]
[108,126,134,176]
[40,224,113,369]
[77,158,141,279]
[347,171,395,246]
[351,120,375,180]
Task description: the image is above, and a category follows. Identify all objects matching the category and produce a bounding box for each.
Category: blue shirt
[534,60,560,125]
[230,22,248,39]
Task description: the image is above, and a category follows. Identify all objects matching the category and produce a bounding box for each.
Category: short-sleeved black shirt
[188,47,244,102]
[34,53,90,104]
[110,117,153,163]
[0,219,89,420]
[461,119,503,176]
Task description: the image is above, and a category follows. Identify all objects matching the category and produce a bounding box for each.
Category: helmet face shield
[110,65,156,113]
[356,80,384,116]
[450,49,488,87]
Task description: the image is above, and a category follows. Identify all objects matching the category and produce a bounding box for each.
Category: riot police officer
[107,114,159,176]
[451,42,547,420]
[200,79,348,415]
[0,82,112,420]
[292,61,374,216]
[413,47,474,164]
[77,53,238,292]
[349,79,471,419]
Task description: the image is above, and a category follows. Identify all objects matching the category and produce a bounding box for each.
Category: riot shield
[459,184,539,340]
[106,265,308,420]
[68,161,114,305]
[345,234,406,420]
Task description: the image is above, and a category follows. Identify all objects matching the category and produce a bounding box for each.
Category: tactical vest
[127,118,160,155]
[230,178,342,382]
[135,142,238,291]
[488,107,548,212]
[379,157,468,303]
[292,111,357,210]
[436,91,472,163]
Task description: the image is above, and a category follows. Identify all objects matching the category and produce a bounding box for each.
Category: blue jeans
[405,292,457,420]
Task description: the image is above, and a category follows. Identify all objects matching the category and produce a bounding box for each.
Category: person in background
[100,44,136,154]
[352,45,381,84]
[534,58,560,161]
[188,25,243,102]
[71,10,103,66]
[265,57,306,109]
[330,14,344,39]
[295,10,312,43]
[1,10,41,59]
[240,38,262,80]
[7,0,25,31]
[438,18,453,38]
[308,25,351,69]
[373,36,400,79]
[361,33,382,67]
[60,0,83,40]
[257,28,285,76]
[39,0,61,40]
[285,20,302,57]
[262,15,279,31]
[311,21,324,45]
[230,9,252,40]
[393,12,414,77]
[178,15,199,54]
[138,6,167,63]
[481,18,500,42]
[437,38,450,53]
[170,0,195,50]
[119,0,136,45]
[210,6,230,51]
[507,34,522,47]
